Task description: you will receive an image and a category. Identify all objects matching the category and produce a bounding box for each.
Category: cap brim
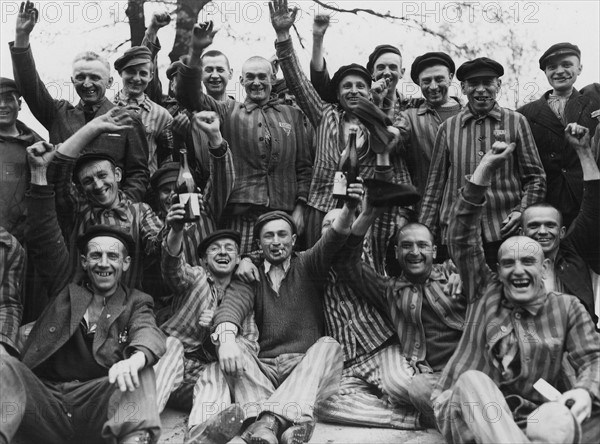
[120,57,152,71]
[462,69,500,80]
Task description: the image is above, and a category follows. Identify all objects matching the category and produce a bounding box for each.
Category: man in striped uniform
[398,52,462,213]
[113,46,174,175]
[434,137,600,443]
[420,57,546,268]
[176,22,312,254]
[272,1,413,274]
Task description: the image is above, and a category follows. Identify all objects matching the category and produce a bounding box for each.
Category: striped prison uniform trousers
[314,344,420,429]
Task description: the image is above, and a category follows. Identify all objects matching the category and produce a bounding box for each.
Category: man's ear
[460,81,467,95]
[114,167,123,183]
[122,255,131,272]
[291,233,297,247]
[541,257,551,279]
[107,76,114,88]
[400,67,406,78]
[80,253,88,271]
[432,245,437,259]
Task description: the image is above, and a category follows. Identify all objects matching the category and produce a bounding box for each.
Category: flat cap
[456,57,504,81]
[114,46,153,73]
[73,152,117,182]
[366,44,402,73]
[0,77,20,96]
[410,52,456,84]
[539,42,581,70]
[253,210,297,240]
[198,229,241,257]
[77,224,135,256]
[364,179,421,207]
[150,161,179,191]
[330,63,372,100]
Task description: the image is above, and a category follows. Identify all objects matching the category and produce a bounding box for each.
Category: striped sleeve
[0,228,25,355]
[514,114,546,211]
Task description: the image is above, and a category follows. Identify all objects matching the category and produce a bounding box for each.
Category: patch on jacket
[118,327,129,344]
[278,122,292,136]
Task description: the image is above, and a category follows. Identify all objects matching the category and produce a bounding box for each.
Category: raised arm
[10,1,57,129]
[309,14,336,103]
[141,11,171,104]
[271,0,327,128]
[514,115,546,211]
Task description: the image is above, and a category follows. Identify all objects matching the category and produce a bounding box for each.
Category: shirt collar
[242,97,281,113]
[263,256,291,275]
[459,102,502,127]
[501,289,548,316]
[417,97,462,116]
[77,97,108,113]
[114,91,152,112]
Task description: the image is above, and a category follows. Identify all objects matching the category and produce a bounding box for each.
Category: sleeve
[175,63,230,122]
[141,35,164,106]
[160,237,206,295]
[47,152,80,238]
[25,184,73,299]
[562,179,600,273]
[237,311,260,356]
[124,291,167,366]
[121,116,151,202]
[309,58,335,103]
[419,122,449,239]
[0,231,25,356]
[275,38,326,129]
[515,115,546,211]
[294,111,312,203]
[304,224,349,282]
[138,203,165,257]
[565,297,600,401]
[212,279,256,333]
[10,42,58,130]
[446,180,493,304]
[203,140,235,224]
[156,118,175,169]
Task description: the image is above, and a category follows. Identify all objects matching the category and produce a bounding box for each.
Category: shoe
[118,430,151,444]
[186,405,245,444]
[280,416,315,444]
[239,413,282,444]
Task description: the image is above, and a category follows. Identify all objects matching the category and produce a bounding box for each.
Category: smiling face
[71,59,113,105]
[419,65,453,107]
[461,76,500,115]
[157,181,176,216]
[337,74,370,112]
[201,237,240,278]
[544,54,582,94]
[240,58,273,105]
[395,224,437,282]
[259,219,296,266]
[497,236,548,305]
[521,205,565,257]
[81,236,131,297]
[201,54,232,98]
[0,91,21,131]
[77,160,121,208]
[120,62,153,97]
[372,52,404,91]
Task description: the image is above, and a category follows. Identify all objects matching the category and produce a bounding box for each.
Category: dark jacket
[10,43,150,202]
[22,184,165,371]
[518,89,600,227]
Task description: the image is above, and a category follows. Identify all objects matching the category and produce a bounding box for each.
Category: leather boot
[186,404,245,444]
[239,413,282,444]
[280,416,315,444]
[118,430,151,444]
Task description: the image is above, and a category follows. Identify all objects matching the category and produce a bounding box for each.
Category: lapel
[69,283,93,336]
[532,94,565,137]
[564,90,585,123]
[93,284,128,353]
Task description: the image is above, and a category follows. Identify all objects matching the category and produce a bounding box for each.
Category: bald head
[240,56,273,105]
[497,236,545,264]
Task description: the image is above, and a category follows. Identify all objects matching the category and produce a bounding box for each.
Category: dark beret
[198,229,241,257]
[410,52,456,84]
[166,59,186,80]
[73,153,117,182]
[150,161,179,191]
[114,46,153,73]
[77,224,135,256]
[366,44,402,73]
[330,63,372,98]
[0,77,20,97]
[539,42,581,70]
[456,57,504,81]
[253,210,297,241]
[364,179,421,207]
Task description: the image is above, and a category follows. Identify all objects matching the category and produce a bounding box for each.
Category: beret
[73,152,117,181]
[539,42,581,70]
[166,59,186,80]
[364,179,421,207]
[253,210,297,240]
[198,229,241,257]
[410,52,456,84]
[77,224,135,256]
[114,46,153,73]
[0,77,20,96]
[366,44,402,73]
[456,57,504,81]
[330,63,372,100]
[150,161,179,191]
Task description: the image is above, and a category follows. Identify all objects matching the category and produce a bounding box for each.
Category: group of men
[1,0,599,443]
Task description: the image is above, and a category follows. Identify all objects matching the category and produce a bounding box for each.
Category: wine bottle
[332,125,359,199]
[173,148,201,222]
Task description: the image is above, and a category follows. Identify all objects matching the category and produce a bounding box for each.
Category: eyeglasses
[206,245,238,255]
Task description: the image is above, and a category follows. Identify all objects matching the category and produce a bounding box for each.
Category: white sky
[1,1,598,139]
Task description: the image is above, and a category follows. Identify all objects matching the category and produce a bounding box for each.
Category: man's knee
[527,402,581,444]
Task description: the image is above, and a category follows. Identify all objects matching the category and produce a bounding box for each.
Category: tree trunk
[126,0,147,47]
[168,0,211,63]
